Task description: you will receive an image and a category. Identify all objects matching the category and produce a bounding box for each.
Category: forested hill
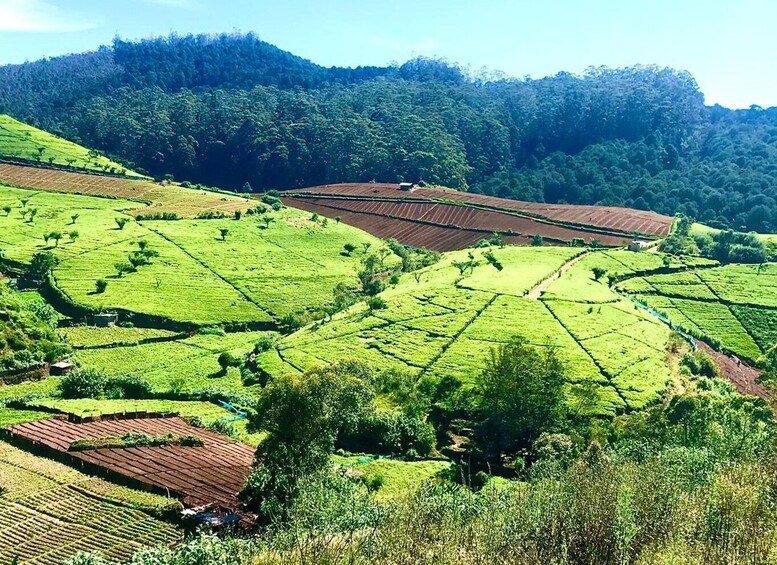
[1,33,776,232]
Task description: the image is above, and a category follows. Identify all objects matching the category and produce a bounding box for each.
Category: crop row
[288,183,674,237]
[0,163,251,218]
[286,196,629,248]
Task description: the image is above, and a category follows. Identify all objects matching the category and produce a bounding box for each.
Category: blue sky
[0,0,775,109]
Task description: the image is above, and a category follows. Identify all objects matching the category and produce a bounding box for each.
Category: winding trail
[527,251,588,299]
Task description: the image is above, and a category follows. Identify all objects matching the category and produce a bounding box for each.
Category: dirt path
[527,252,587,300]
[697,341,768,400]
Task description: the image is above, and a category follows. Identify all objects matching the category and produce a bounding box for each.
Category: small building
[628,240,651,252]
[50,361,74,376]
[93,312,118,327]
[399,182,416,192]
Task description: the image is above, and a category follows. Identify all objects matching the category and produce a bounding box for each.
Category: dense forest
[1,33,776,232]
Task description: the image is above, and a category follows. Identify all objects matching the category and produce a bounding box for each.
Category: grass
[0,114,140,176]
[334,455,450,502]
[57,326,179,347]
[261,246,675,415]
[0,439,180,564]
[149,208,398,319]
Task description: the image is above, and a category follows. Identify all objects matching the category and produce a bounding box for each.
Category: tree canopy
[2,33,776,231]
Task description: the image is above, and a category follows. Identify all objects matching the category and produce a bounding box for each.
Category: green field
[0,440,180,564]
[71,329,273,395]
[149,209,397,319]
[57,326,180,348]
[258,247,677,415]
[0,114,140,176]
[618,263,777,361]
[2,186,395,325]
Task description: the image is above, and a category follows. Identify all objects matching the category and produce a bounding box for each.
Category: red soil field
[287,183,674,239]
[286,198,624,251]
[0,163,251,218]
[698,341,767,400]
[5,416,254,510]
[286,197,528,251]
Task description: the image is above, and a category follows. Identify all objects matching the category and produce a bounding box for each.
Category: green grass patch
[57,326,179,347]
[0,114,140,175]
[149,208,396,319]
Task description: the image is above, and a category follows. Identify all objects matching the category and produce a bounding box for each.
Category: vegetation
[69,432,204,451]
[0,77,776,563]
[619,263,777,361]
[0,439,180,564]
[0,282,67,373]
[0,114,137,175]
[3,34,777,233]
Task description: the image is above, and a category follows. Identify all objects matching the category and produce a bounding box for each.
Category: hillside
[283,182,673,250]
[0,118,776,563]
[0,114,138,176]
[1,34,776,232]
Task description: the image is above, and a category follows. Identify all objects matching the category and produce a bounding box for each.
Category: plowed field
[0,163,252,218]
[6,416,254,509]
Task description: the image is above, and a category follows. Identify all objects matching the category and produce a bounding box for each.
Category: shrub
[367,296,388,311]
[253,335,275,354]
[279,313,306,333]
[59,368,107,399]
[94,279,107,294]
[343,243,357,256]
[64,552,107,565]
[361,473,384,492]
[218,351,240,373]
[106,374,153,399]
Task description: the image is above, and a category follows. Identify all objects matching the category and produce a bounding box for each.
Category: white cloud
[0,0,96,32]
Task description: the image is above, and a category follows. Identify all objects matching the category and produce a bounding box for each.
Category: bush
[59,368,107,399]
[361,473,384,492]
[253,335,275,354]
[279,313,306,333]
[94,279,107,294]
[681,350,719,379]
[218,351,240,373]
[106,374,153,399]
[64,552,107,565]
[367,296,387,311]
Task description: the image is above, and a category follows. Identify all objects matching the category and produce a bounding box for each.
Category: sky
[0,0,775,109]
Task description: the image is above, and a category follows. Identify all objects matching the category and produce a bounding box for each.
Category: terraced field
[2,186,392,326]
[149,209,396,319]
[72,329,272,395]
[282,182,674,251]
[258,248,676,415]
[618,263,777,362]
[0,163,251,218]
[6,416,255,510]
[0,114,139,176]
[0,439,180,565]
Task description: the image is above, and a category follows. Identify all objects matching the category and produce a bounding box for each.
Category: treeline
[1,33,776,231]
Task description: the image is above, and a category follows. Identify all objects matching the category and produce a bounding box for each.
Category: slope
[257,247,680,415]
[0,114,140,176]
